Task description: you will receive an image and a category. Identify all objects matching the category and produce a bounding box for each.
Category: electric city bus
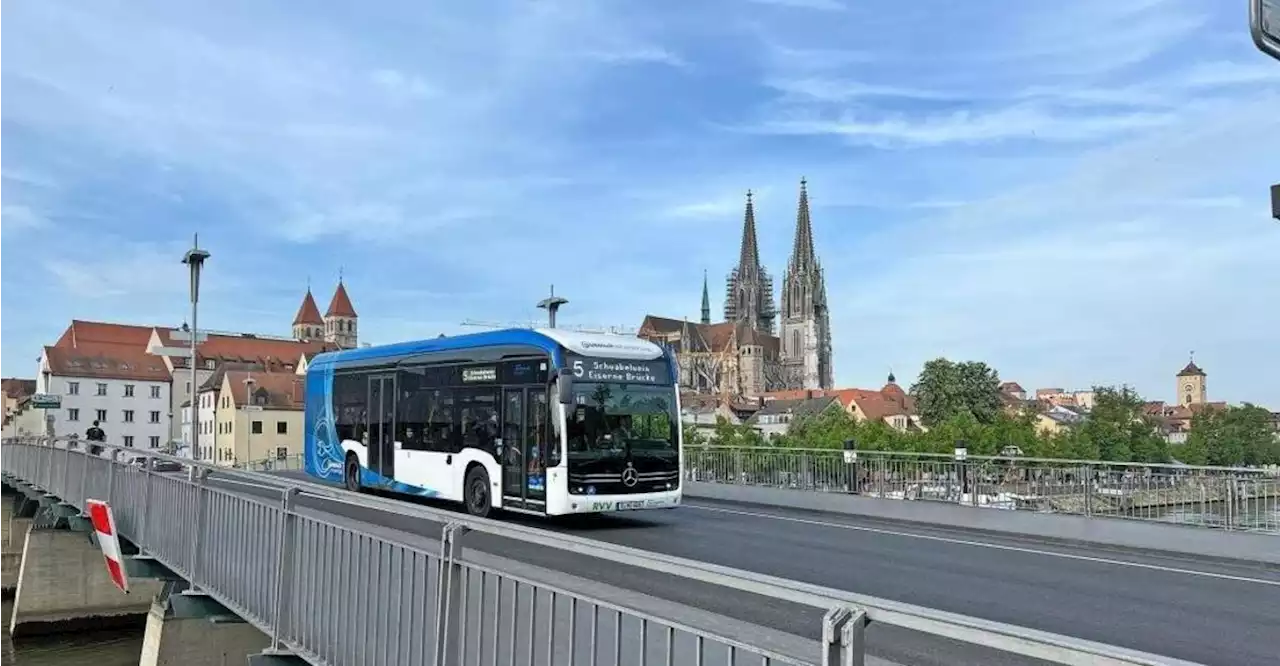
[303,328,683,517]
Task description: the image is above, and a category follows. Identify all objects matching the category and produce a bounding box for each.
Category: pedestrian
[85,420,106,455]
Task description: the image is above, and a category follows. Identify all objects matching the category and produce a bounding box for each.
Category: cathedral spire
[790,178,817,270]
[737,190,761,278]
[701,269,711,325]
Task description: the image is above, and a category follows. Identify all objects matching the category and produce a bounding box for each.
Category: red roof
[326,281,357,317]
[224,371,304,410]
[2,378,37,399]
[155,329,336,368]
[292,290,324,326]
[55,320,163,349]
[43,344,172,382]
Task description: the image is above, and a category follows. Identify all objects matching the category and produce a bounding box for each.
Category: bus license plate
[616,500,645,510]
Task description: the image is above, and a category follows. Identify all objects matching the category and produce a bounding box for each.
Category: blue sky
[3,0,1279,406]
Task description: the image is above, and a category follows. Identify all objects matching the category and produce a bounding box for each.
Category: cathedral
[639,179,834,397]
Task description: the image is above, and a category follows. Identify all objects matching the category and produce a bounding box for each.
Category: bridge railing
[2,436,1200,666]
[685,445,1280,533]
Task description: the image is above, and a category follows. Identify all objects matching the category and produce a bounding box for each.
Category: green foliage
[1180,403,1280,467]
[696,380,1278,467]
[910,358,1002,427]
[1075,386,1169,463]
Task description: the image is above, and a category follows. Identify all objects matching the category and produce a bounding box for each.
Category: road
[231,471,1280,666]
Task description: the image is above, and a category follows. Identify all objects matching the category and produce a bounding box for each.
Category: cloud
[741,104,1177,147]
[1,205,50,235]
[746,0,847,11]
[3,0,1278,407]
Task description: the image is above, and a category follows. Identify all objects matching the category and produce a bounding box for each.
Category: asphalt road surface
[226,471,1280,666]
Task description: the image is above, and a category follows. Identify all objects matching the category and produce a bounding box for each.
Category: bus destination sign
[565,354,669,385]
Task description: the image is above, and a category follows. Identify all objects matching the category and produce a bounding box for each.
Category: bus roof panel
[309,327,664,371]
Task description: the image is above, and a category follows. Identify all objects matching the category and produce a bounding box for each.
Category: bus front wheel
[344,454,362,493]
[465,465,491,518]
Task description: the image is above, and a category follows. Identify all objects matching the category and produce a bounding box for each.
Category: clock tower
[1176,356,1207,406]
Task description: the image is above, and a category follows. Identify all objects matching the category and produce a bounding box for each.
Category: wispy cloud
[1,205,50,236]
[746,0,847,11]
[3,0,1278,407]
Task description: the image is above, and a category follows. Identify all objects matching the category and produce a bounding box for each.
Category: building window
[124,384,135,397]
[149,436,160,449]
[151,386,162,399]
[123,410,135,423]
[96,383,108,396]
[186,382,191,394]
[68,382,80,395]
[96,409,107,422]
[276,421,288,435]
[124,435,134,447]
[205,359,217,370]
[68,408,80,421]
[150,411,161,424]
[252,420,263,434]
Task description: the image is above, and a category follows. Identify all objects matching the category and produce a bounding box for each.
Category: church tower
[292,287,325,341]
[779,179,834,390]
[700,270,712,325]
[1177,355,1207,406]
[324,279,359,349]
[723,191,777,335]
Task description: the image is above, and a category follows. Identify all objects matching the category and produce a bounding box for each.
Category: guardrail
[1,436,1202,666]
[685,446,1280,534]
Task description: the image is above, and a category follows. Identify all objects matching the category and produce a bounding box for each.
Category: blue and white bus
[303,328,682,517]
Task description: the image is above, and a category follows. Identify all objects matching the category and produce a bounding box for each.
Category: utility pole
[536,285,568,328]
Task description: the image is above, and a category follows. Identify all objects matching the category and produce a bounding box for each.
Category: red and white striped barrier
[85,499,130,593]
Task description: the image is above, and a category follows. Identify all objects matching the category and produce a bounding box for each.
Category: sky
[2,0,1279,406]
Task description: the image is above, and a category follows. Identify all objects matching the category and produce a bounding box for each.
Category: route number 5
[572,360,584,377]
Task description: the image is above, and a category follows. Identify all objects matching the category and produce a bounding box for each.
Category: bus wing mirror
[557,371,574,405]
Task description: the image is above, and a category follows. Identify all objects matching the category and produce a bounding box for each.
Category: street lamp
[243,375,261,465]
[182,234,210,460]
[1270,183,1279,221]
[537,284,568,328]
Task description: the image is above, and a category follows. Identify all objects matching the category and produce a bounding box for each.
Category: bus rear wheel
[344,455,362,493]
[464,465,491,518]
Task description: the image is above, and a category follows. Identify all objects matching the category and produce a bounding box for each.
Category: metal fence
[233,453,305,473]
[1,436,1200,666]
[685,446,1280,533]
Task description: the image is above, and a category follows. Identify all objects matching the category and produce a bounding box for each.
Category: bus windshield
[565,383,677,458]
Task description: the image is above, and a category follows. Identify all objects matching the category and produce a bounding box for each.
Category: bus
[303,327,682,517]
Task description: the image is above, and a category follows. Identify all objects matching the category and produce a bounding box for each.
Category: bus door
[367,374,396,482]
[501,387,549,508]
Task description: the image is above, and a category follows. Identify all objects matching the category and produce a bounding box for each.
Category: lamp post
[182,234,210,459]
[244,375,258,465]
[536,284,568,328]
[1270,183,1278,221]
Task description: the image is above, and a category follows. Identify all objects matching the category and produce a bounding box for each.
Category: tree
[1182,403,1279,467]
[910,358,1002,427]
[1076,386,1168,463]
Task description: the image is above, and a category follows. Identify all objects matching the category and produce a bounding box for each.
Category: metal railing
[233,453,305,473]
[686,446,1280,534]
[1,436,1202,666]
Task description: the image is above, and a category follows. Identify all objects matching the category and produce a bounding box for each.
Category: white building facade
[37,348,172,449]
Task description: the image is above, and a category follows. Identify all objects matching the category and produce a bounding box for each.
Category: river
[0,601,145,665]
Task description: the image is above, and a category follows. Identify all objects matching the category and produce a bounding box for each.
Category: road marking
[685,503,1280,587]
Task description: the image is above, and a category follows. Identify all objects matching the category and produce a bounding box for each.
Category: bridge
[2,438,1277,666]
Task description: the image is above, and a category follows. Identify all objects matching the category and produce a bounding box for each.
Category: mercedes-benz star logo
[621,465,639,487]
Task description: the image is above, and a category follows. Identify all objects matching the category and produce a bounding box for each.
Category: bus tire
[344,453,362,493]
[464,464,491,518]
